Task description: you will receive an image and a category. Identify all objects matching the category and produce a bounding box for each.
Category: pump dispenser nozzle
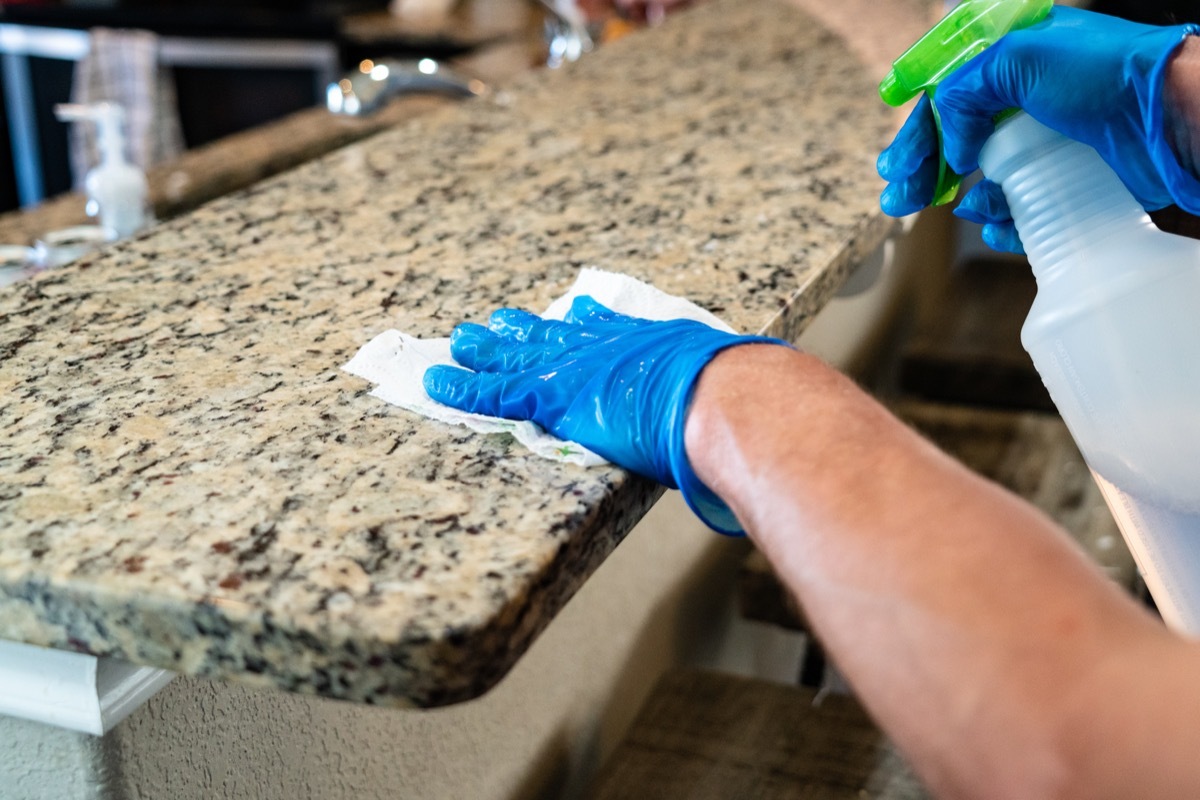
[879,0,1052,205]
[55,102,150,239]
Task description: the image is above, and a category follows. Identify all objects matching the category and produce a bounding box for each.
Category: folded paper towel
[342,268,736,466]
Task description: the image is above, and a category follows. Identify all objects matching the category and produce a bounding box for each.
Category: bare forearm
[684,345,1200,799]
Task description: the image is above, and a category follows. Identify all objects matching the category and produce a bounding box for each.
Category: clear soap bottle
[55,102,150,239]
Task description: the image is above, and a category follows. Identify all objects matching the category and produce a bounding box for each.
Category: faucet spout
[327,58,486,116]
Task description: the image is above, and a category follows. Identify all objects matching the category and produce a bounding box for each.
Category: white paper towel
[342,268,736,466]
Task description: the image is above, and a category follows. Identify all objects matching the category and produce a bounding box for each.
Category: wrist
[1164,35,1200,181]
[682,343,830,532]
[669,338,791,535]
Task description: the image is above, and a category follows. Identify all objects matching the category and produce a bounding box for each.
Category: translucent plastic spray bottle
[882,0,1200,634]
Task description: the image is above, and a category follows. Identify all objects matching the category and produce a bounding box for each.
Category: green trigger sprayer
[878,0,1052,205]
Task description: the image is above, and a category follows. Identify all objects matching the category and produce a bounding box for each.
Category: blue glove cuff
[1146,26,1200,214]
[666,336,792,537]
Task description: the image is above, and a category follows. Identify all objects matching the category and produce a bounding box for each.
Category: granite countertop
[0,0,897,708]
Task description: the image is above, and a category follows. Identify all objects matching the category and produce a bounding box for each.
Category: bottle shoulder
[85,164,148,197]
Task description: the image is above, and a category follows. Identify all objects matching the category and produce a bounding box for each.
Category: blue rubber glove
[423,296,790,535]
[878,6,1200,254]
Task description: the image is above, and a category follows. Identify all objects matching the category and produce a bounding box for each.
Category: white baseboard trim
[0,640,174,735]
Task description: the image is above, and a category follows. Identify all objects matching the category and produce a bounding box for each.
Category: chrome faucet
[533,0,595,68]
[326,58,486,116]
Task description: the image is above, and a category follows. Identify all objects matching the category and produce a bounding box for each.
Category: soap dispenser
[884,1,1200,635]
[55,102,150,239]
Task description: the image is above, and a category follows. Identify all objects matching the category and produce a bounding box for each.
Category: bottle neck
[980,114,1157,278]
[100,143,127,168]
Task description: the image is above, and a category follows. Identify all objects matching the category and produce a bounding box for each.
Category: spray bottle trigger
[928,98,1022,207]
[879,0,1055,207]
[928,97,963,207]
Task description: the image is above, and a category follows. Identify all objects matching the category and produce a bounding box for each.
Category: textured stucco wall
[0,715,118,800]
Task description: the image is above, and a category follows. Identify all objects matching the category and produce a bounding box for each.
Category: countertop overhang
[0,0,896,707]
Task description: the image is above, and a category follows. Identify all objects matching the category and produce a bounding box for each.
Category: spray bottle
[55,103,149,239]
[883,1,1200,634]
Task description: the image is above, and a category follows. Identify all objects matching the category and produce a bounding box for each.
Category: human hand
[610,0,692,24]
[423,295,788,534]
[573,0,692,27]
[878,7,1200,254]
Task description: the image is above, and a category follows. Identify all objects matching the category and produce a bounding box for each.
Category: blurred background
[0,0,645,214]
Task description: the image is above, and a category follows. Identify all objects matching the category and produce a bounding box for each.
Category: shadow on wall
[562,531,757,797]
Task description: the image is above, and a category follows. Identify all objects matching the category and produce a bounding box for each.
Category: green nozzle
[880,0,1053,205]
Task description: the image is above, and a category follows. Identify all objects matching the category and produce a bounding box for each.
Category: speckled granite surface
[0,0,896,707]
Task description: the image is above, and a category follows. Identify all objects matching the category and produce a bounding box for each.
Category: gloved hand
[878,6,1200,254]
[423,295,789,534]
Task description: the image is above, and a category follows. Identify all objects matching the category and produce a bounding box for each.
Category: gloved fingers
[981,221,1025,255]
[877,97,941,216]
[492,307,604,346]
[486,308,547,341]
[424,364,540,420]
[449,322,490,343]
[449,322,551,373]
[564,295,633,325]
[448,323,497,371]
[564,296,662,333]
[953,179,1012,225]
[446,323,494,369]
[933,35,1035,175]
[950,180,1024,253]
[878,95,939,183]
[880,150,940,217]
[423,364,484,411]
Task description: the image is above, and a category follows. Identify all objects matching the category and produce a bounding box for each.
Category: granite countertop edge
[0,0,899,707]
